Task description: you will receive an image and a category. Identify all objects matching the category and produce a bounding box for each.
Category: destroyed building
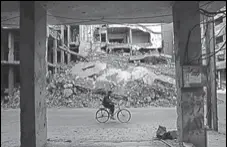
[78,24,164,54]
[1,25,73,96]
[1,23,174,96]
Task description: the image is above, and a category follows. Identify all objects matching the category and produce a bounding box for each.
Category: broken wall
[79,25,101,43]
[132,30,150,43]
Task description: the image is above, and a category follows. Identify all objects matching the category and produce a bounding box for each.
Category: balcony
[107,43,156,52]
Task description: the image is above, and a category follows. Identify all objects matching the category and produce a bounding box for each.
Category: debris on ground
[156,125,177,140]
[129,54,169,65]
[182,142,196,147]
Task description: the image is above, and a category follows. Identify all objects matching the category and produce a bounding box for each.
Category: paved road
[1,93,226,147]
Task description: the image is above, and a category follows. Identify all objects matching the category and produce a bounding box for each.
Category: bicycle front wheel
[96,108,109,123]
[117,109,131,123]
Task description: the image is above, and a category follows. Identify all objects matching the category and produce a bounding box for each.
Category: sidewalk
[45,133,226,147]
[45,140,177,147]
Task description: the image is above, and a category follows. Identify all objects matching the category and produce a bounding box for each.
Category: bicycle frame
[100,103,122,116]
[112,103,121,116]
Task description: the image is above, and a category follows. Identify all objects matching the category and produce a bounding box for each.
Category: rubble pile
[1,88,20,109]
[123,79,176,107]
[46,68,176,108]
[1,53,177,109]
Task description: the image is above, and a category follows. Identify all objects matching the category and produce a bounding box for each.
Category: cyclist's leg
[109,104,115,118]
[103,103,111,113]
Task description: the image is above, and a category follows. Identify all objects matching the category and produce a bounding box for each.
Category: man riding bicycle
[102,91,115,120]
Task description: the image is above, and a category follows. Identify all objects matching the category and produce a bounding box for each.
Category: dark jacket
[103,94,113,106]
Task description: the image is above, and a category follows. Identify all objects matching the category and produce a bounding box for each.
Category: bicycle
[95,102,131,123]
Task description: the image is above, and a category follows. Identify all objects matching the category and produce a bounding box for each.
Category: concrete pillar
[217,70,221,89]
[60,25,65,63]
[161,23,174,56]
[67,25,71,63]
[1,66,4,88]
[20,2,47,147]
[45,27,49,74]
[53,38,58,73]
[129,28,133,55]
[106,29,109,43]
[129,28,132,44]
[1,44,4,60]
[99,28,102,42]
[205,16,218,131]
[8,31,14,61]
[1,28,4,60]
[172,2,206,147]
[8,67,14,96]
[8,31,15,96]
[79,25,82,42]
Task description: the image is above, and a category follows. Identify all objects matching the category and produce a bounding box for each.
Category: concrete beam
[20,2,47,147]
[2,1,225,26]
[172,2,206,147]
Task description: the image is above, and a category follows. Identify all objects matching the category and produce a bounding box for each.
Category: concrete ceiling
[1,1,226,27]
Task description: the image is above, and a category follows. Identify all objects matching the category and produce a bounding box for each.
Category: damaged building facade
[79,24,164,54]
[1,25,74,96]
[1,23,173,96]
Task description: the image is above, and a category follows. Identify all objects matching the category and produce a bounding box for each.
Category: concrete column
[205,16,218,131]
[8,32,14,61]
[45,27,49,74]
[99,28,101,42]
[129,28,132,44]
[106,29,109,43]
[129,28,133,55]
[172,2,206,147]
[217,70,221,89]
[79,25,82,42]
[8,31,15,96]
[20,2,47,147]
[8,67,14,96]
[204,16,212,129]
[60,25,65,63]
[53,38,58,73]
[67,25,71,63]
[1,44,4,60]
[1,28,4,60]
[161,23,174,56]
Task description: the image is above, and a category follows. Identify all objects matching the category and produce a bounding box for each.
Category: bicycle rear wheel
[117,109,131,123]
[96,108,109,123]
